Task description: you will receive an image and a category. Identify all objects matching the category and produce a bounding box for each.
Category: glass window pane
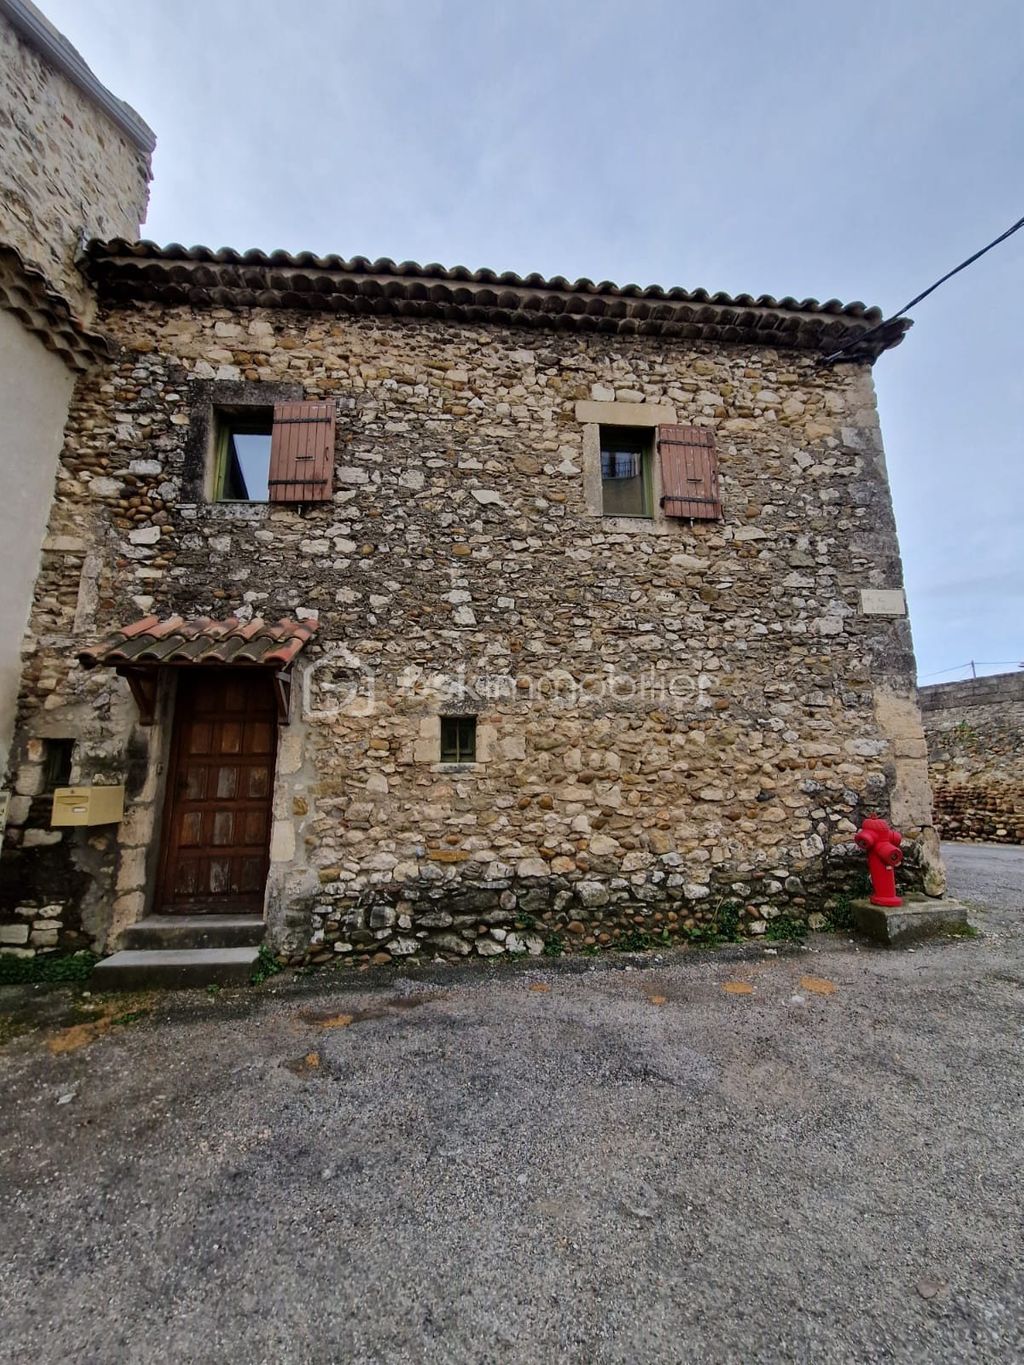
[222,432,272,501]
[216,413,273,502]
[600,429,650,517]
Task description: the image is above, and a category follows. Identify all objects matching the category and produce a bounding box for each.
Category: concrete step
[92,947,261,991]
[850,894,969,946]
[121,915,265,951]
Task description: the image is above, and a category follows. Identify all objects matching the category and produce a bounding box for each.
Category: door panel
[220,722,243,754]
[211,810,234,845]
[191,722,213,754]
[157,670,278,914]
[180,810,204,847]
[248,720,274,754]
[239,857,264,893]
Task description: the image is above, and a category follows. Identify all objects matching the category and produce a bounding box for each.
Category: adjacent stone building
[920,671,1024,843]
[0,236,949,966]
[0,0,153,775]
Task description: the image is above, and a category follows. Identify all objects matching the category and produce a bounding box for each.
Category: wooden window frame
[598,426,654,519]
[211,408,275,503]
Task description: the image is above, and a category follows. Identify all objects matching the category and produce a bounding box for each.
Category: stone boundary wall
[919,672,1024,844]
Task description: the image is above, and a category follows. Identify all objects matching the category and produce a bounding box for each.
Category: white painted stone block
[270,820,296,863]
[859,588,906,616]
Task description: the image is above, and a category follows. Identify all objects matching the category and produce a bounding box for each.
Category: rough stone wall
[0,9,151,319]
[920,673,1024,844]
[0,303,942,962]
[0,6,152,780]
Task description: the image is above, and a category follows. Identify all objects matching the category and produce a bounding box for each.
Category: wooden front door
[157,670,277,915]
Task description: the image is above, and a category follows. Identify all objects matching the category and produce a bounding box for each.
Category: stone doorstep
[850,894,969,947]
[120,915,265,951]
[91,947,260,991]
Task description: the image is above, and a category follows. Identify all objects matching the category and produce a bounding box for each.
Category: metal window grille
[440,716,477,763]
[600,451,641,480]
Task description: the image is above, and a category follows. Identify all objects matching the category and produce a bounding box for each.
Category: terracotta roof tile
[0,246,110,372]
[78,615,318,670]
[84,240,911,361]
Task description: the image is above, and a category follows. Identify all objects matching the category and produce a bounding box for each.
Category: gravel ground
[0,845,1021,1365]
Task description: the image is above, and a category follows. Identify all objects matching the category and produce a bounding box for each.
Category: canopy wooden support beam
[118,667,159,725]
[115,664,294,726]
[272,670,292,725]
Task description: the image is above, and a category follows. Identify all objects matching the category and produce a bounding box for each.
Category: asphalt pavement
[941,840,1024,916]
[0,842,1021,1364]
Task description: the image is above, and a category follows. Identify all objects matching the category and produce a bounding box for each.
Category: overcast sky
[46,0,1023,682]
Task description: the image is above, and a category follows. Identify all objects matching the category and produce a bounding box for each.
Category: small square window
[440,716,477,764]
[42,739,74,790]
[600,427,652,517]
[213,410,273,502]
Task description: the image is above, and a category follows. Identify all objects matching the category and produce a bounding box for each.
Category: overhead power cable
[918,660,1022,680]
[819,211,1024,364]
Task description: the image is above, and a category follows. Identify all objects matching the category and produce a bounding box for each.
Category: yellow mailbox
[51,785,125,827]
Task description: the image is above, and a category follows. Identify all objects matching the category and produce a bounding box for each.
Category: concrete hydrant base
[851,893,969,947]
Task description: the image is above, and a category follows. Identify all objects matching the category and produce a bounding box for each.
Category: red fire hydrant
[854,816,904,907]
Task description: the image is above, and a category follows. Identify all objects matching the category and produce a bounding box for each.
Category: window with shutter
[656,426,722,521]
[267,401,336,503]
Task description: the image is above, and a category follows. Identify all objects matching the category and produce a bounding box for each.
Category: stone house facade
[0,0,153,777]
[0,239,947,964]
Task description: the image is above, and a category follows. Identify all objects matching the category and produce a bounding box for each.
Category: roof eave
[83,239,910,360]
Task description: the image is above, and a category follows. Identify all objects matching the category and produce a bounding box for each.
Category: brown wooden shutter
[657,425,722,520]
[268,401,335,503]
